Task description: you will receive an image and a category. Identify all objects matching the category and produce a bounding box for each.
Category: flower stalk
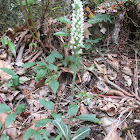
[70,0,84,100]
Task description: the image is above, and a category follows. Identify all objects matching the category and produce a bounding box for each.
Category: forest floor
[0,1,140,140]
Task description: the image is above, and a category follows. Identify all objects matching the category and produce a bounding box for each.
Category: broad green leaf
[0,104,10,113]
[85,44,91,50]
[72,127,90,140]
[22,62,36,68]
[36,61,46,66]
[33,66,41,73]
[51,51,63,59]
[5,113,16,128]
[2,37,8,46]
[0,68,16,76]
[46,54,55,63]
[11,75,20,87]
[35,119,52,127]
[86,38,102,43]
[88,14,111,24]
[49,80,59,94]
[24,128,34,140]
[34,130,43,140]
[46,64,57,71]
[1,134,9,140]
[8,41,16,58]
[22,0,35,5]
[55,133,62,140]
[77,114,101,124]
[39,98,54,110]
[54,31,67,36]
[39,129,49,139]
[51,111,62,122]
[36,69,47,79]
[52,120,69,140]
[0,121,2,130]
[53,74,59,79]
[57,17,72,24]
[68,104,78,117]
[15,104,25,114]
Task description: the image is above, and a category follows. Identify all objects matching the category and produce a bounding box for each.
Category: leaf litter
[0,1,140,140]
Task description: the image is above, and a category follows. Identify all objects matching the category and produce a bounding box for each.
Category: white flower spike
[70,0,84,54]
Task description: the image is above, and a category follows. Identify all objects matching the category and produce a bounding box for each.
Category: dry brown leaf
[0,50,7,60]
[84,22,92,39]
[80,103,88,114]
[100,102,120,116]
[107,54,119,70]
[0,60,12,81]
[82,71,91,84]
[104,123,124,140]
[0,113,8,125]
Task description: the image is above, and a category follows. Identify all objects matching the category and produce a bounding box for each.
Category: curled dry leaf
[0,60,12,81]
[100,102,120,116]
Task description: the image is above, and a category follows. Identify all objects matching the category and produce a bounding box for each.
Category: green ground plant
[0,0,109,139]
[22,51,63,94]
